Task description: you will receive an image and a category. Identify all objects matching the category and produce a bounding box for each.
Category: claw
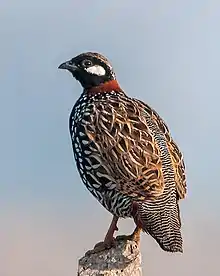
[85,216,119,256]
[85,238,116,256]
[116,227,141,244]
[116,234,131,241]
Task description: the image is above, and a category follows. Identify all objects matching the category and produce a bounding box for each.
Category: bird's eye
[81,59,93,68]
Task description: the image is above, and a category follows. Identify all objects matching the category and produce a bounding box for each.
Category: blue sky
[1,1,220,275]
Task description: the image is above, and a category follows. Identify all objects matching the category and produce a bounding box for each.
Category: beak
[58,60,78,71]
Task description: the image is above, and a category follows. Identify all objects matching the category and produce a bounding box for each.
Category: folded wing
[83,95,186,201]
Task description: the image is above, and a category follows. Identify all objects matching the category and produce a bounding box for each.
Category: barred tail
[139,201,183,253]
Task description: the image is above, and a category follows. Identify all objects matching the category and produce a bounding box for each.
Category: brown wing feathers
[84,96,167,200]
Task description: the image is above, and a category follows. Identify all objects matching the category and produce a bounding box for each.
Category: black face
[58,52,116,89]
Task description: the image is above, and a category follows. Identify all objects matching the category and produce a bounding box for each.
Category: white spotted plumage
[59,51,187,253]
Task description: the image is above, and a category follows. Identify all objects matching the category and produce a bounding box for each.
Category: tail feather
[139,201,183,252]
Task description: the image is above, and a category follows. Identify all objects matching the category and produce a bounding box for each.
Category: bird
[58,52,187,254]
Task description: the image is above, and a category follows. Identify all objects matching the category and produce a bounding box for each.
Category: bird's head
[58,52,119,92]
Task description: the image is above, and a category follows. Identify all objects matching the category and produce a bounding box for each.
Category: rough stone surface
[77,239,142,276]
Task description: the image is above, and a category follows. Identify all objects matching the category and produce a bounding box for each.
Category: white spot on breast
[79,168,84,174]
[93,183,102,189]
[82,140,89,145]
[81,119,89,124]
[96,172,114,181]
[105,182,116,189]
[83,112,91,116]
[87,172,102,186]
[85,65,106,76]
[91,163,100,169]
[85,158,92,165]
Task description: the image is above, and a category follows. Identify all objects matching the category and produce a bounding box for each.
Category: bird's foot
[116,227,141,244]
[85,216,119,256]
[85,238,116,256]
[116,234,137,242]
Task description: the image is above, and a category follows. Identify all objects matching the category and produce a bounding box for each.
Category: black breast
[68,92,133,218]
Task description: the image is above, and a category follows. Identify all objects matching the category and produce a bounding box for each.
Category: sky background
[1,0,220,275]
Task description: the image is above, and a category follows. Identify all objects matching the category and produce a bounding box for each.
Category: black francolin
[58,52,187,254]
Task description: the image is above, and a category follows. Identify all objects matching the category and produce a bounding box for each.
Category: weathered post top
[77,239,142,276]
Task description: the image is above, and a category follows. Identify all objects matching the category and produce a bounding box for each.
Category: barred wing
[135,99,187,199]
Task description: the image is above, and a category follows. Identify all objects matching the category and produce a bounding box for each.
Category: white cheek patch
[85,65,106,76]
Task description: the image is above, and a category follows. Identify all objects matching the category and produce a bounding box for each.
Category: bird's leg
[85,216,119,255]
[116,226,142,245]
[116,201,142,245]
[103,215,119,244]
